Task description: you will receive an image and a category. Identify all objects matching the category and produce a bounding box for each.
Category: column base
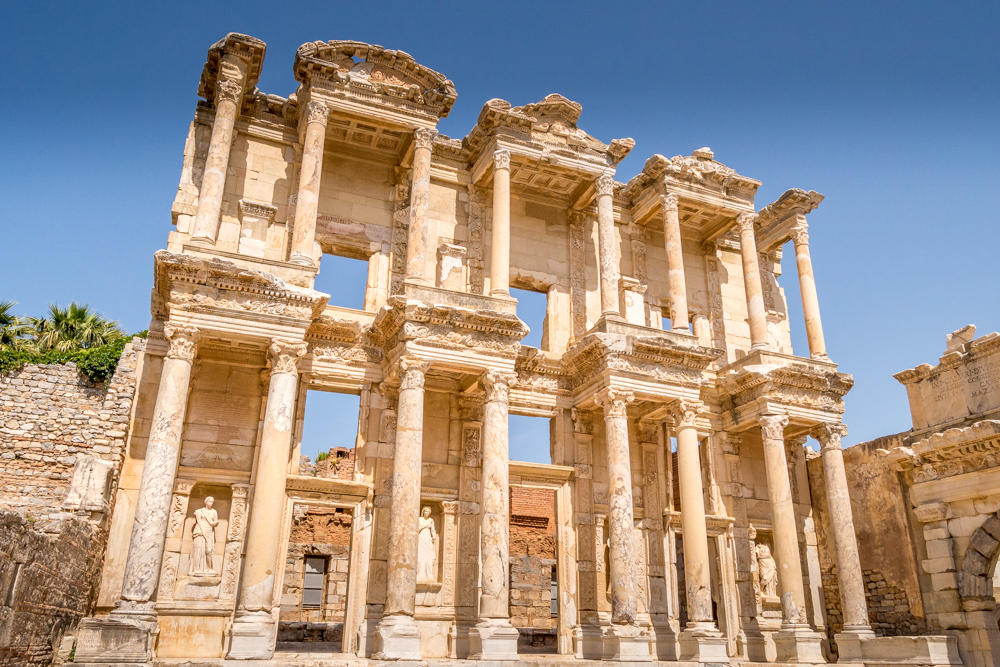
[373,614,422,661]
[678,623,728,662]
[774,626,826,664]
[288,252,315,267]
[835,629,876,662]
[73,613,154,664]
[227,611,277,660]
[603,623,652,662]
[469,618,520,661]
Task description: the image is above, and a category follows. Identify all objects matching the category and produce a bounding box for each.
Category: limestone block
[915,502,952,523]
[62,456,115,513]
[948,514,988,538]
[963,548,990,576]
[925,520,951,541]
[968,528,999,557]
[925,539,954,560]
[931,572,959,591]
[922,557,956,574]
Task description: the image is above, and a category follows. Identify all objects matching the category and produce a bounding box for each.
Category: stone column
[119,324,201,606]
[374,356,429,660]
[470,370,519,660]
[736,212,770,351]
[790,224,829,360]
[814,423,874,657]
[228,340,306,659]
[661,194,689,331]
[404,128,438,284]
[595,388,650,660]
[759,414,824,663]
[289,101,329,266]
[671,401,727,662]
[595,173,621,318]
[190,78,243,244]
[489,149,512,297]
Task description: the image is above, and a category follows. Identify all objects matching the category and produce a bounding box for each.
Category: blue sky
[2,2,998,459]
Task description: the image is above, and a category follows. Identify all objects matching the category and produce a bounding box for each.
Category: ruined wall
[0,341,143,515]
[509,486,557,651]
[280,506,352,631]
[808,434,926,646]
[0,511,106,666]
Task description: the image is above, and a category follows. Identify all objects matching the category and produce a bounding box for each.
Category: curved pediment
[294,40,457,120]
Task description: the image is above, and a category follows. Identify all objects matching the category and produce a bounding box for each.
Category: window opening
[511,287,547,350]
[300,390,361,470]
[314,254,369,311]
[509,414,553,464]
[302,556,327,609]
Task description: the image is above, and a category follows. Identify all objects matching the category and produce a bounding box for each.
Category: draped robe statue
[416,506,438,582]
[189,496,219,576]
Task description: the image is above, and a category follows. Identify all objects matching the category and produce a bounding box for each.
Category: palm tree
[0,301,33,349]
[29,302,124,352]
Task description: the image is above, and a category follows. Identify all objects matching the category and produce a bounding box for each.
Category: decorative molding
[216,78,243,105]
[268,339,307,375]
[399,356,429,391]
[759,414,789,441]
[481,369,516,406]
[669,400,704,428]
[493,148,511,171]
[164,324,201,362]
[737,212,757,232]
[813,422,848,451]
[596,173,615,197]
[661,194,679,214]
[304,101,330,126]
[594,387,634,417]
[414,127,438,150]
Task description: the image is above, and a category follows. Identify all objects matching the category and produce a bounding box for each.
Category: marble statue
[417,506,437,582]
[189,496,219,576]
[755,542,778,599]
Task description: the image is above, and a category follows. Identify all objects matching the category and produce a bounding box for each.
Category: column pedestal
[774,628,827,664]
[374,615,422,661]
[678,623,730,663]
[469,620,520,662]
[604,623,653,662]
[227,611,276,660]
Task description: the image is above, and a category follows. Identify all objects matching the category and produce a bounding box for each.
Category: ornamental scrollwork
[813,422,848,451]
[736,212,757,232]
[268,340,307,375]
[596,173,615,197]
[216,79,243,105]
[164,323,201,361]
[669,400,704,428]
[399,356,429,390]
[759,414,789,441]
[305,101,330,126]
[790,223,809,247]
[493,148,511,171]
[414,127,438,150]
[595,387,634,417]
[661,193,679,214]
[481,369,516,406]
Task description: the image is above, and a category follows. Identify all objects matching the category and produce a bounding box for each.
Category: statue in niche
[755,542,778,599]
[416,506,438,582]
[189,497,219,576]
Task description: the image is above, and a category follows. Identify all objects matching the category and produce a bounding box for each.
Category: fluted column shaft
[479,370,516,618]
[791,224,828,360]
[671,401,716,627]
[120,324,201,603]
[595,388,637,624]
[383,357,429,616]
[759,414,807,627]
[289,102,329,266]
[737,213,770,350]
[235,340,306,612]
[404,128,437,283]
[489,149,511,297]
[661,194,689,331]
[596,174,621,317]
[815,423,871,633]
[191,79,243,243]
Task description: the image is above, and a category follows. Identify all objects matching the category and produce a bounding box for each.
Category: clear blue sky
[2,2,998,458]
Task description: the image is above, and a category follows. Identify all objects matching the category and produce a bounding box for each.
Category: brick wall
[0,340,143,516]
[822,567,926,654]
[509,487,557,651]
[0,512,106,666]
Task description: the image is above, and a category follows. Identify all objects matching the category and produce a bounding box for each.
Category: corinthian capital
[398,356,429,391]
[790,223,809,247]
[493,148,511,171]
[595,173,615,197]
[661,193,679,214]
[304,101,330,126]
[413,127,438,150]
[481,369,516,405]
[594,387,634,418]
[163,324,201,362]
[216,79,243,105]
[268,340,308,375]
[736,212,757,232]
[758,414,789,441]
[812,422,848,451]
[668,399,704,428]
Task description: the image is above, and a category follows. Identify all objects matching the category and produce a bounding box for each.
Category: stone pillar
[736,212,770,351]
[759,414,824,663]
[814,423,874,659]
[190,78,243,244]
[374,356,429,660]
[470,370,519,660]
[228,340,307,659]
[404,128,438,284]
[595,174,621,318]
[671,401,727,662]
[119,324,201,606]
[489,149,511,297]
[289,101,329,266]
[790,224,829,360]
[661,194,689,331]
[594,388,650,661]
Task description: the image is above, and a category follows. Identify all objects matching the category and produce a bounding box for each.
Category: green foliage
[316,450,329,463]
[0,301,34,349]
[29,302,124,352]
[0,335,131,383]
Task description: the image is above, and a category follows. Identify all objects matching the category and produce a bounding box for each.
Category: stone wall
[298,447,356,480]
[0,512,106,666]
[509,487,557,652]
[0,340,143,516]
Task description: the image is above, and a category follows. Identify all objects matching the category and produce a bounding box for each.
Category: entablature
[754,188,824,252]
[197,33,267,115]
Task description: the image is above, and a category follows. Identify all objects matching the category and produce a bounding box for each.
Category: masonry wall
[509,486,557,652]
[0,341,143,516]
[808,434,927,651]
